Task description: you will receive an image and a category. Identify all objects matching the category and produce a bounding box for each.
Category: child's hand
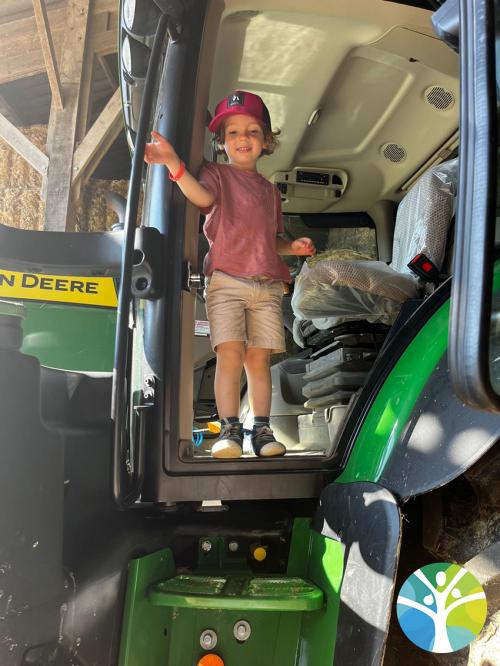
[144,131,180,171]
[291,237,316,256]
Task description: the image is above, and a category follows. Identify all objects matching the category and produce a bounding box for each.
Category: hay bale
[0,188,45,230]
[83,179,129,231]
[83,179,142,232]
[307,248,374,267]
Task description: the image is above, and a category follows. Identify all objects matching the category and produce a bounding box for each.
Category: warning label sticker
[0,269,118,308]
[195,320,210,336]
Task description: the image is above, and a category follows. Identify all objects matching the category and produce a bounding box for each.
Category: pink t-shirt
[198,162,291,281]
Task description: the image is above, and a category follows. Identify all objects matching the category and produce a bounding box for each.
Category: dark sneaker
[211,420,243,459]
[251,425,286,457]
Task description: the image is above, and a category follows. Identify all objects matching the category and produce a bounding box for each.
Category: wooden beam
[32,0,64,109]
[43,0,90,231]
[72,46,95,214]
[72,88,122,185]
[76,50,95,141]
[0,3,117,85]
[0,0,66,25]
[0,110,48,175]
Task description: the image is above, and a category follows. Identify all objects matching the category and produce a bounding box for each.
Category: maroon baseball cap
[208,91,271,133]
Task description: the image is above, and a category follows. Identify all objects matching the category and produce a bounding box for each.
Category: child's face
[222,114,267,170]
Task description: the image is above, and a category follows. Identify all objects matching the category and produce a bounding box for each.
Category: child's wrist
[168,160,186,182]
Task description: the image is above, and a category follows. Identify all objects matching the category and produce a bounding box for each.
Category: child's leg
[244,347,272,417]
[245,347,286,458]
[215,341,246,418]
[243,280,287,457]
[205,272,248,458]
[209,341,246,459]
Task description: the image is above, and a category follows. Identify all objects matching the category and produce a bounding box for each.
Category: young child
[144,90,315,459]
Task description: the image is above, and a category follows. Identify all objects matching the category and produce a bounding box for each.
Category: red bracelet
[168,161,185,181]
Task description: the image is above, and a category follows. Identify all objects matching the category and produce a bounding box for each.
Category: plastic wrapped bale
[291,258,420,331]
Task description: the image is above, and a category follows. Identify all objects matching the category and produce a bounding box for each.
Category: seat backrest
[390,158,458,275]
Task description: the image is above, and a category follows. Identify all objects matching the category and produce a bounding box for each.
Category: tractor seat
[291,159,458,341]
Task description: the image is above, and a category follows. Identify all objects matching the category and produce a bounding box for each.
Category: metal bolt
[228,540,239,553]
[201,540,212,553]
[233,620,251,642]
[200,629,217,650]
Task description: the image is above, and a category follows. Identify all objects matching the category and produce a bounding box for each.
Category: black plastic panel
[0,348,65,664]
[0,222,123,273]
[313,481,402,666]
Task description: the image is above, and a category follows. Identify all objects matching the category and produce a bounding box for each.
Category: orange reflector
[197,655,224,666]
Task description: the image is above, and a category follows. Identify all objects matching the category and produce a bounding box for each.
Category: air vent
[381,143,407,163]
[425,86,455,111]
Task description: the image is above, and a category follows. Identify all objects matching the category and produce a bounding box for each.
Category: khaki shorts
[205,270,286,353]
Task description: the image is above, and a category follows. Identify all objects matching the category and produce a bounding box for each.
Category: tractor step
[149,574,324,611]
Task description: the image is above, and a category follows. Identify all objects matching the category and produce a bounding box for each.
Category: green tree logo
[396,563,487,653]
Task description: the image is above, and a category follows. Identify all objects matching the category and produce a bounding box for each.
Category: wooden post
[43,0,90,231]
[72,45,95,229]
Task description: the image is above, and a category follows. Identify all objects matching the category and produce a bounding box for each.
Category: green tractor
[0,0,499,664]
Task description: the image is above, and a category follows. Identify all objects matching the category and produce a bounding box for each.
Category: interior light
[122,0,161,37]
[121,34,151,80]
[123,0,136,32]
[122,35,132,74]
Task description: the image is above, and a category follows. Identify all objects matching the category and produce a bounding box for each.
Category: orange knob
[250,544,267,562]
[197,655,224,666]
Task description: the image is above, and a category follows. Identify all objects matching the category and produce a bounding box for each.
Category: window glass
[282,214,377,274]
[283,214,377,257]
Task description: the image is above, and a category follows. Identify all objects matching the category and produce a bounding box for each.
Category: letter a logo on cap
[228,92,245,107]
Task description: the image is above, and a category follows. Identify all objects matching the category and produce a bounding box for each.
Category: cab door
[115,0,228,505]
[115,0,326,505]
[449,0,500,409]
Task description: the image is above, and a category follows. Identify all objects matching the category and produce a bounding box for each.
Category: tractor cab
[113,0,462,505]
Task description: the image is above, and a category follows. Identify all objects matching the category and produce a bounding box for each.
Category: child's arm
[276,236,316,256]
[144,131,215,209]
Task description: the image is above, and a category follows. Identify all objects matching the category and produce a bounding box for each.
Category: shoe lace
[253,425,275,443]
[221,422,242,440]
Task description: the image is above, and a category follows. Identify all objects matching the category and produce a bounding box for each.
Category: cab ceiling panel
[210,10,384,181]
[298,29,458,210]
[209,0,459,214]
